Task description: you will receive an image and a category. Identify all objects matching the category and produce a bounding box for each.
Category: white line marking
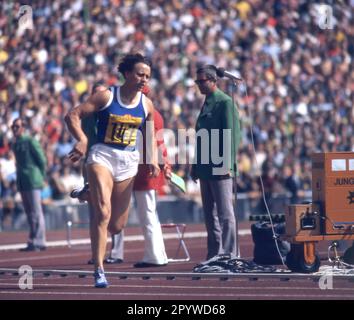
[0,230,251,251]
[1,282,353,291]
[0,290,353,299]
[0,253,89,263]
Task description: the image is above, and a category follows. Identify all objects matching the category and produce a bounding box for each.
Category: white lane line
[0,290,353,299]
[0,248,200,263]
[0,282,353,292]
[0,253,90,263]
[0,230,251,251]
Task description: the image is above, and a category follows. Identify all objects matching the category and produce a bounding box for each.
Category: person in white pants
[133,189,168,266]
[106,182,169,267]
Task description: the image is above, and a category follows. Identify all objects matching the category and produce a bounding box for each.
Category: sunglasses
[11,125,21,130]
[194,79,210,85]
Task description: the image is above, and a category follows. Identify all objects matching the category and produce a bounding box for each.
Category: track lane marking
[0,282,353,291]
[0,230,251,251]
[0,290,353,299]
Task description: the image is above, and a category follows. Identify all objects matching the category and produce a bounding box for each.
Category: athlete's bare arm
[144,97,160,177]
[65,89,111,163]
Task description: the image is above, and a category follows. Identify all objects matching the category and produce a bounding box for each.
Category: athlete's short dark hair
[118,53,152,77]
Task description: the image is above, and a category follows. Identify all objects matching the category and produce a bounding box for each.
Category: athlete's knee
[93,201,111,224]
[108,222,125,235]
[108,213,129,234]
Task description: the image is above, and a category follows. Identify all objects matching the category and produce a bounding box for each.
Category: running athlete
[65,53,160,288]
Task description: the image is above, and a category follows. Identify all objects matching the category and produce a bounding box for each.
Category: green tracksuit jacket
[12,135,47,191]
[193,89,241,180]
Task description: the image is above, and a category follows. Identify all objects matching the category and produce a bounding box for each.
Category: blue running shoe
[94,268,108,288]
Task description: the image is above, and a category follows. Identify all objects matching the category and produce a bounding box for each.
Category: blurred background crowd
[0,0,353,227]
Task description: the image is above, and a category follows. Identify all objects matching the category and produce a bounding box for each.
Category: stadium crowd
[0,0,353,225]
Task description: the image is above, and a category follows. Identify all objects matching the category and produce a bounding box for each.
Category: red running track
[0,223,353,301]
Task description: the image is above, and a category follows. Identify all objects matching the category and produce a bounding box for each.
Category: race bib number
[104,113,142,147]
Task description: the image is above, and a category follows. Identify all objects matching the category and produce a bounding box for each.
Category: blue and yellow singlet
[96,86,147,151]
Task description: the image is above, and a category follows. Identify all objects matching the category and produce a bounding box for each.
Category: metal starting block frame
[161,223,190,262]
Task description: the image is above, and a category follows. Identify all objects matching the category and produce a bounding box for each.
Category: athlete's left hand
[68,140,87,163]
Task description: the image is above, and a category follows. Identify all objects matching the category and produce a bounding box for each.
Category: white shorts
[86,143,139,182]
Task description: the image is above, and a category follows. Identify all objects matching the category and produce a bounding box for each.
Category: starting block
[161,223,190,262]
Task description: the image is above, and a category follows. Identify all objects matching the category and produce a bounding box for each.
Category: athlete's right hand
[148,163,160,178]
[68,141,87,163]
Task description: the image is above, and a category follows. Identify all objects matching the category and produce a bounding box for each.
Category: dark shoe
[343,245,354,264]
[19,244,46,252]
[19,244,35,252]
[87,258,94,265]
[133,262,167,268]
[70,183,90,202]
[104,257,123,264]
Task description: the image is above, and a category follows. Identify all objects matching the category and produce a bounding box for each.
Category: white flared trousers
[134,190,168,264]
[110,190,168,264]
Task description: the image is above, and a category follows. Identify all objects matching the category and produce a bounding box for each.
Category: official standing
[11,118,47,251]
[191,65,241,260]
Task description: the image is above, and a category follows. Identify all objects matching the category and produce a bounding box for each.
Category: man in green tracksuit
[11,118,47,251]
[191,65,241,260]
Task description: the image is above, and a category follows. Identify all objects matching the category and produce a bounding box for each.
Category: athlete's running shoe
[94,267,108,288]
